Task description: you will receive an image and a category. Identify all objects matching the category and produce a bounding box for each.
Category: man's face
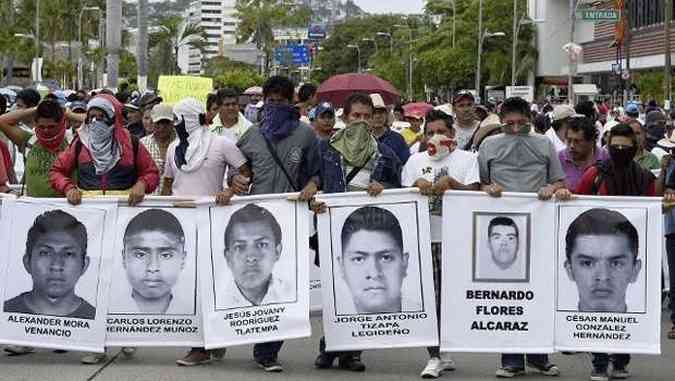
[15,98,28,110]
[340,230,408,313]
[629,121,645,149]
[502,112,530,134]
[565,234,641,312]
[265,92,291,106]
[206,102,220,125]
[405,117,423,132]
[142,110,155,135]
[315,112,335,135]
[225,222,282,291]
[128,110,142,124]
[35,117,61,135]
[24,231,89,300]
[153,120,173,141]
[426,120,453,138]
[346,102,373,124]
[219,97,240,123]
[488,224,519,268]
[454,98,475,121]
[123,230,186,300]
[371,109,388,131]
[566,128,594,162]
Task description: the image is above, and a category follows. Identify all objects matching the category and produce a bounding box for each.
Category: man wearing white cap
[140,104,176,195]
[546,104,575,152]
[369,93,410,164]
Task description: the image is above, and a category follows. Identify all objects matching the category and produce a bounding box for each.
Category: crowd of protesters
[1,79,675,381]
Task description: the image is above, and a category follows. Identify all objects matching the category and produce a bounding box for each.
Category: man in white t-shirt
[401,109,479,379]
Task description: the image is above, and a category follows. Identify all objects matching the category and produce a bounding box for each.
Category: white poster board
[0,199,116,352]
[440,192,555,353]
[106,204,203,347]
[554,197,661,354]
[199,195,311,349]
[505,86,534,103]
[317,189,438,351]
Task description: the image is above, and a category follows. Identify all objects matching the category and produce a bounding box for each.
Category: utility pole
[624,0,632,103]
[666,0,672,108]
[512,0,518,86]
[475,0,483,101]
[137,0,149,92]
[106,0,122,88]
[568,0,575,105]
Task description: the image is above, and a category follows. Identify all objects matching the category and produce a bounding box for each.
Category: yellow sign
[157,76,213,105]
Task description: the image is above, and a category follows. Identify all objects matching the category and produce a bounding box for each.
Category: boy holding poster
[401,108,480,378]
[478,97,571,378]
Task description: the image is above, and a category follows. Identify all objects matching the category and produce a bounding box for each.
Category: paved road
[2,316,675,381]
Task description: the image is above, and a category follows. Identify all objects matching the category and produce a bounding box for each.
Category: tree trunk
[137,0,148,91]
[106,0,122,88]
[2,0,16,85]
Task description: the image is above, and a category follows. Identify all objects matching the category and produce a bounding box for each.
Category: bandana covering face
[329,121,378,168]
[172,98,212,173]
[80,95,122,175]
[35,117,67,154]
[427,134,457,161]
[260,103,300,141]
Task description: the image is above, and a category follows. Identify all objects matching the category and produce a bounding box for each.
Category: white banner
[554,197,662,354]
[105,205,203,347]
[0,199,116,352]
[199,195,311,349]
[317,189,438,351]
[440,192,555,353]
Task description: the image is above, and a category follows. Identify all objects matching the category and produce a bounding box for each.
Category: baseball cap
[69,100,87,112]
[314,102,335,118]
[551,104,576,122]
[151,104,174,123]
[370,93,386,110]
[453,90,475,104]
[625,102,640,115]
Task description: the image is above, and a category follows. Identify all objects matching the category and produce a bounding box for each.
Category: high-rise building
[180,0,240,75]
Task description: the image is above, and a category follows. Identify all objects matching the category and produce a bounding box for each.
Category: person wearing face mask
[49,94,160,207]
[574,123,660,381]
[401,109,479,378]
[311,92,402,373]
[479,97,570,378]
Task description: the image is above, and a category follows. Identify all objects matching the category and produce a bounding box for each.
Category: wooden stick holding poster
[199,194,311,349]
[316,189,438,351]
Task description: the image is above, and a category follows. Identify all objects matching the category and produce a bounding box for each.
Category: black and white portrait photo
[3,210,96,319]
[473,213,530,283]
[109,208,196,315]
[331,204,424,315]
[214,203,296,310]
[558,208,645,313]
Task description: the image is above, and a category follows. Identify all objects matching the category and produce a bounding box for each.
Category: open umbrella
[317,73,400,108]
[403,102,434,118]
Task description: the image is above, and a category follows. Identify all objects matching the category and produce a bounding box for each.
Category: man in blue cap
[310,102,337,141]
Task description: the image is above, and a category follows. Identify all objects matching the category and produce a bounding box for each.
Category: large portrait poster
[106,204,202,347]
[554,197,661,354]
[440,192,555,353]
[0,199,115,352]
[317,189,438,351]
[199,195,311,349]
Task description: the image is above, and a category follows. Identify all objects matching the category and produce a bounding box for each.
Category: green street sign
[578,9,620,22]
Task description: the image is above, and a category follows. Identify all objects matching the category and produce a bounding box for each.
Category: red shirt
[576,166,656,196]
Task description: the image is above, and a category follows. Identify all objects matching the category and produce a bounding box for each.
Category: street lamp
[78,6,101,89]
[347,44,361,73]
[394,24,414,101]
[362,38,377,53]
[476,30,505,101]
[376,32,393,53]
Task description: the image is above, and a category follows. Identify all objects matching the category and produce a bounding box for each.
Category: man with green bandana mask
[311,92,402,372]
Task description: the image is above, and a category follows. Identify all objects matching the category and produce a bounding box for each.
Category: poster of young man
[555,198,661,354]
[0,199,115,352]
[106,205,202,347]
[316,189,438,351]
[440,191,555,353]
[199,194,311,349]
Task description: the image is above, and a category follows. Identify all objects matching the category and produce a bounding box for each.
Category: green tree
[235,0,312,75]
[203,56,263,92]
[149,15,207,75]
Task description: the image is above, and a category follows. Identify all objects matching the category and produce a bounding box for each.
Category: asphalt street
[2,315,674,381]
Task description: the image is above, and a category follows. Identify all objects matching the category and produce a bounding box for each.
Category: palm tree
[150,15,206,75]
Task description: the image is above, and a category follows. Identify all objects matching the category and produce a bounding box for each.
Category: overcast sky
[354,0,425,14]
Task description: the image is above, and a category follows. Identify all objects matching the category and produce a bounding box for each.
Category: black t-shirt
[4,292,96,320]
